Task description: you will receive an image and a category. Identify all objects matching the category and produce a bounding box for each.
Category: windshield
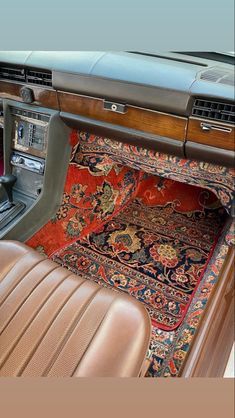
[129,51,235,66]
[176,51,235,65]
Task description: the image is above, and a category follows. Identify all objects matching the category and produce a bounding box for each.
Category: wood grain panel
[58,91,187,141]
[187,117,235,151]
[0,81,59,110]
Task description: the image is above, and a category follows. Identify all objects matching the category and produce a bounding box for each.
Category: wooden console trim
[58,91,187,141]
[0,81,59,110]
[181,245,234,377]
[187,117,235,151]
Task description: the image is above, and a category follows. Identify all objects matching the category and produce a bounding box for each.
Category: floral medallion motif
[92,181,119,219]
[108,225,141,254]
[66,212,86,237]
[52,193,70,222]
[150,244,178,268]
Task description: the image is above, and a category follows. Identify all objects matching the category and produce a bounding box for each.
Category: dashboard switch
[18,124,24,139]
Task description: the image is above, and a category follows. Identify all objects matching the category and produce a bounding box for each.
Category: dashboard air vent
[0,65,52,87]
[199,67,234,86]
[192,99,235,124]
[0,65,25,82]
[26,69,52,87]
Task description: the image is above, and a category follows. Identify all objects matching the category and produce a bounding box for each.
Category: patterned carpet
[52,199,225,330]
[27,130,230,376]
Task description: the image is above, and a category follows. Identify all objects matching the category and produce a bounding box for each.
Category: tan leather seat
[0,240,151,377]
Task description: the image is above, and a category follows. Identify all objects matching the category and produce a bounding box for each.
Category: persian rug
[74,131,235,215]
[52,199,226,330]
[27,147,141,255]
[27,130,232,376]
[148,236,230,377]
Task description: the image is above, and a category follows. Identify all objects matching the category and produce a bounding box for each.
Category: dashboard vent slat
[26,69,52,87]
[0,66,26,82]
[192,99,235,124]
[0,65,52,88]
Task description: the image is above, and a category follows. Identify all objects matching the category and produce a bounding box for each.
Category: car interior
[0,51,234,377]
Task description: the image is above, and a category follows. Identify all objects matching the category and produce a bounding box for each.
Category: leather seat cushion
[0,241,151,377]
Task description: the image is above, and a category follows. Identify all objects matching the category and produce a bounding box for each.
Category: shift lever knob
[0,174,17,204]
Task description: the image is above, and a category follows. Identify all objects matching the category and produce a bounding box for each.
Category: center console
[10,107,49,199]
[0,106,50,230]
[0,99,71,241]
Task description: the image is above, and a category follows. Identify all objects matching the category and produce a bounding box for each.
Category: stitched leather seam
[71,296,117,376]
[16,278,88,376]
[0,249,43,283]
[0,257,49,308]
[43,285,103,376]
[0,271,74,369]
[0,263,60,335]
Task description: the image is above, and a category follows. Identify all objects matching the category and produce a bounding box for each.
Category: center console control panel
[11,107,50,158]
[7,106,50,199]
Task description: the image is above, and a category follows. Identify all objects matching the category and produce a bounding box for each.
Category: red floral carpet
[28,131,227,332]
[27,130,232,376]
[52,200,225,330]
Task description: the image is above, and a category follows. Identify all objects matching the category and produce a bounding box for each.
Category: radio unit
[11,152,45,175]
[11,107,50,158]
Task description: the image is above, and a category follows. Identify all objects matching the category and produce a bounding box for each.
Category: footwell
[27,130,230,376]
[52,199,225,330]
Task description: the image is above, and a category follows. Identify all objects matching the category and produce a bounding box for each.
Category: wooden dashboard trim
[0,81,59,110]
[58,91,187,141]
[0,81,234,156]
[187,117,235,151]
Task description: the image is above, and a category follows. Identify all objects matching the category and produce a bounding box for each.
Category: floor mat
[27,130,226,331]
[52,199,225,330]
[27,130,230,376]
[27,151,141,256]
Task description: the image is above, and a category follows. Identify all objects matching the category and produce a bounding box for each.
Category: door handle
[200,122,232,133]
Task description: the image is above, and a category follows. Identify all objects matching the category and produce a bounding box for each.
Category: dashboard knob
[20,86,34,104]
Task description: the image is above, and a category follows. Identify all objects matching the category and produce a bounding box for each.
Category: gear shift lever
[0,174,17,209]
[0,173,25,229]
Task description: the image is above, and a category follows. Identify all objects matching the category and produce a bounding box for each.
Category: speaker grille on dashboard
[199,67,234,86]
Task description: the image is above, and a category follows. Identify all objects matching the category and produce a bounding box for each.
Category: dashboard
[0,51,234,168]
[0,52,234,379]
